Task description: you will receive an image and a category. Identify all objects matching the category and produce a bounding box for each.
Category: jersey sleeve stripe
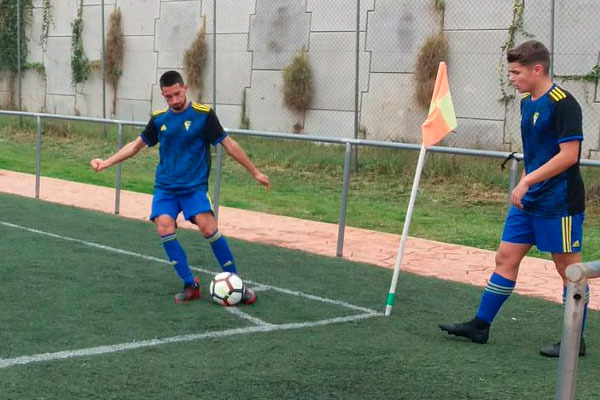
[556,135,583,144]
[152,107,168,116]
[554,87,567,98]
[212,133,227,146]
[550,88,566,100]
[192,102,211,112]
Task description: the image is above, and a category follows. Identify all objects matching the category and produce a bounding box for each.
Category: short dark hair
[507,40,550,74]
[159,70,185,88]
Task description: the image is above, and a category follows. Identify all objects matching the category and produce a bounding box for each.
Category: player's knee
[198,224,215,237]
[192,214,217,237]
[155,219,176,236]
[156,225,174,237]
[495,250,519,271]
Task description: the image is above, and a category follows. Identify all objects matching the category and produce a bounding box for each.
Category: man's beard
[171,97,187,111]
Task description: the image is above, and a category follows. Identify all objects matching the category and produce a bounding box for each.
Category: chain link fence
[1,0,599,153]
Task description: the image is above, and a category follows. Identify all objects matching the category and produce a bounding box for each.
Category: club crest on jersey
[532,112,539,126]
[184,121,191,131]
[160,124,167,132]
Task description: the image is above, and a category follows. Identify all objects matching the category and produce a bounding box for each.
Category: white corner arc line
[0,312,379,369]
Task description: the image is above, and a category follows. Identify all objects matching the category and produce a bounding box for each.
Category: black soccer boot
[539,337,586,358]
[439,318,490,344]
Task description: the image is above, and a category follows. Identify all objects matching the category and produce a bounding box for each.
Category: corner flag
[421,62,457,147]
[384,62,457,316]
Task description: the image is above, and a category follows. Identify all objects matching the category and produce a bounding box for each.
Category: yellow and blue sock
[563,285,590,334]
[206,230,237,274]
[161,233,195,286]
[475,272,516,324]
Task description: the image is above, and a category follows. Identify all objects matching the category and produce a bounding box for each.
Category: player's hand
[510,180,529,209]
[90,158,107,172]
[254,172,270,190]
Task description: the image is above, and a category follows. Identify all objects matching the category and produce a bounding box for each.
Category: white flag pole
[384,144,428,316]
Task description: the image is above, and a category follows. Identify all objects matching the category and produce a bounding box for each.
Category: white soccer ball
[209,272,245,306]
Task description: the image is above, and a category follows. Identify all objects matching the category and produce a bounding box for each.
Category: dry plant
[414,33,448,109]
[105,7,124,116]
[183,16,208,100]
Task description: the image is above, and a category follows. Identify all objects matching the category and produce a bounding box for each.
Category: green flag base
[386,292,395,306]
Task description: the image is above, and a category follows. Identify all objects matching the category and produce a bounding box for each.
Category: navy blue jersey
[140,102,227,194]
[520,84,585,217]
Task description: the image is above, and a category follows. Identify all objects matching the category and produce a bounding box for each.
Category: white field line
[224,307,273,327]
[248,284,270,292]
[241,278,377,315]
[0,221,379,314]
[0,312,379,369]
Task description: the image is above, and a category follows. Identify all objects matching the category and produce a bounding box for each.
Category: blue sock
[161,233,195,286]
[475,272,516,324]
[564,285,590,335]
[206,230,237,274]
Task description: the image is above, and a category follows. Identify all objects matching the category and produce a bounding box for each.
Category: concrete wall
[2,0,599,156]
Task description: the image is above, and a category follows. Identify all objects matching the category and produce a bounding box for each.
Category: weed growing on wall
[183,16,208,101]
[282,46,312,132]
[40,0,52,52]
[414,33,448,109]
[71,0,89,84]
[0,0,33,108]
[105,7,124,116]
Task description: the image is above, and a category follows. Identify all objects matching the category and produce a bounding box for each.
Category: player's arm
[91,116,159,172]
[220,136,270,189]
[204,108,269,189]
[91,136,146,172]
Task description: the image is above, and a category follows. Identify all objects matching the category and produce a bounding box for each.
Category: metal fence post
[35,116,41,198]
[16,0,22,113]
[213,144,223,220]
[352,0,360,172]
[555,261,600,400]
[337,142,353,257]
[213,0,217,110]
[555,278,586,400]
[101,0,106,123]
[549,0,555,78]
[507,157,519,207]
[211,0,220,221]
[114,123,123,214]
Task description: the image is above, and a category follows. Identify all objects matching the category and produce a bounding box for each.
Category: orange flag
[421,62,457,147]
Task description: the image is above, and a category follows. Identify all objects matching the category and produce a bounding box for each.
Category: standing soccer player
[91,71,270,304]
[439,41,588,357]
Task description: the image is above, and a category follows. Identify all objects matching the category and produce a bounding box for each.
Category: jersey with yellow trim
[519,84,584,217]
[140,102,227,194]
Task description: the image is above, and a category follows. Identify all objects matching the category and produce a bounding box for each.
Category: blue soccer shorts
[501,206,584,253]
[150,188,214,221]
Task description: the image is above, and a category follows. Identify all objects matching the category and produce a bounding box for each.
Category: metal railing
[555,261,600,400]
[3,110,600,258]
